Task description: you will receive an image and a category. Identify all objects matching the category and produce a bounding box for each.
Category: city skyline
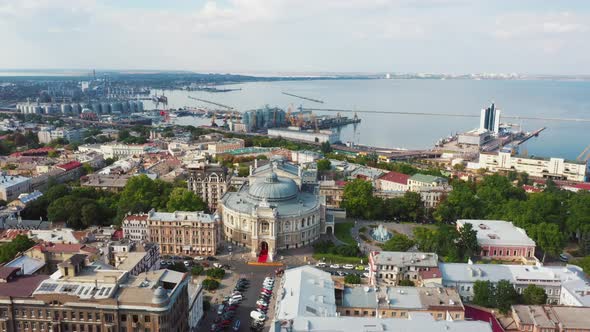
[0,0,589,75]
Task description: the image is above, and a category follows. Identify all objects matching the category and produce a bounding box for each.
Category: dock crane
[577,144,590,162]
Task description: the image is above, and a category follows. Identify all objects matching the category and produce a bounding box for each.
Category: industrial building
[242,106,286,131]
[268,127,339,144]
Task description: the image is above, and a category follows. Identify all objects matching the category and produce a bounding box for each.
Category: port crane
[282,92,324,104]
[577,144,590,162]
[188,96,234,110]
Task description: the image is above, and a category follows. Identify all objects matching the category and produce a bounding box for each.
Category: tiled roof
[0,267,20,280]
[56,161,83,171]
[0,274,49,297]
[379,171,411,185]
[33,243,99,254]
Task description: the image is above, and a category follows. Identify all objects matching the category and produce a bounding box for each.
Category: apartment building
[0,175,31,202]
[510,305,590,332]
[338,286,464,321]
[146,210,220,256]
[440,262,589,304]
[478,151,588,182]
[122,212,149,241]
[24,242,99,273]
[369,251,439,286]
[0,258,190,332]
[187,162,229,211]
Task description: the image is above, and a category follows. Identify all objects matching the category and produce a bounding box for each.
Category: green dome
[248,172,298,201]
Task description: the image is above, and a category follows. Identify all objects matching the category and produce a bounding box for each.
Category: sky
[0,0,589,75]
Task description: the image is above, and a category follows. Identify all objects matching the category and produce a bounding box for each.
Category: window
[392,312,396,317]
[121,314,127,322]
[145,315,151,323]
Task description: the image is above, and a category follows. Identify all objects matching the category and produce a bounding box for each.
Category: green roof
[409,173,446,184]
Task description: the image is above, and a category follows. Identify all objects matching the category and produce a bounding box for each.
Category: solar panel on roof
[39,283,58,292]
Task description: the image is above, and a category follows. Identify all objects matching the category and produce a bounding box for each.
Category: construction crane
[577,144,590,162]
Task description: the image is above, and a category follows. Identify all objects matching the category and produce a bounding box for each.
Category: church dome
[248,172,298,201]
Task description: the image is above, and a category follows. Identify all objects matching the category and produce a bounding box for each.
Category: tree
[453,163,465,171]
[168,262,187,273]
[434,181,482,222]
[341,179,377,219]
[117,175,172,218]
[206,267,226,280]
[191,265,204,276]
[238,166,249,177]
[573,256,590,275]
[81,163,94,175]
[344,274,361,284]
[473,280,495,308]
[529,223,565,262]
[495,280,519,314]
[202,278,220,290]
[380,234,415,252]
[522,285,548,305]
[317,159,331,172]
[398,279,415,286]
[320,141,333,154]
[401,191,424,221]
[413,227,438,252]
[0,235,35,263]
[457,223,480,259]
[166,188,207,212]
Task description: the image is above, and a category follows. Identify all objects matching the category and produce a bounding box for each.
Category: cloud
[493,12,589,39]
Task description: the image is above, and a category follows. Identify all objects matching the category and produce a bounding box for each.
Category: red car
[257,304,268,310]
[228,305,239,311]
[261,288,272,294]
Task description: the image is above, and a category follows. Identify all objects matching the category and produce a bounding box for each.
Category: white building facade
[478,151,588,182]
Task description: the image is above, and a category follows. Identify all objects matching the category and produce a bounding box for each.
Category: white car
[362,272,370,278]
[315,262,326,268]
[250,310,266,322]
[342,264,354,270]
[193,256,205,261]
[364,266,370,272]
[330,264,340,269]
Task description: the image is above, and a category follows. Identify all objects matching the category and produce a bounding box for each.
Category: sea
[144,79,590,161]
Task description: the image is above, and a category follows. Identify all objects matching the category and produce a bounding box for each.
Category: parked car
[217,304,225,315]
[194,256,205,261]
[559,254,569,262]
[330,264,340,269]
[362,272,370,278]
[207,256,218,261]
[213,262,223,268]
[316,262,327,268]
[343,264,355,270]
[250,310,266,322]
[355,265,365,271]
[183,260,191,267]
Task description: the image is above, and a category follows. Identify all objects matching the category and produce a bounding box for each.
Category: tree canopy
[522,285,548,305]
[166,187,207,212]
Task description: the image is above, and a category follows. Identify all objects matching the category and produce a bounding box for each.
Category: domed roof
[248,172,298,201]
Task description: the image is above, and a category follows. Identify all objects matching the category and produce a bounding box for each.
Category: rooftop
[29,228,81,244]
[512,305,590,330]
[56,161,83,171]
[5,255,45,275]
[379,171,411,185]
[0,175,30,187]
[370,251,439,268]
[457,219,536,247]
[148,210,217,223]
[285,313,493,332]
[409,174,447,184]
[275,266,337,321]
[341,286,378,308]
[0,274,49,298]
[440,263,588,287]
[115,252,148,272]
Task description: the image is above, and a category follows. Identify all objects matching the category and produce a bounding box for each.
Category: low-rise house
[369,251,439,286]
[440,262,589,304]
[24,242,99,273]
[338,286,464,321]
[0,175,31,202]
[456,219,536,261]
[377,171,410,192]
[510,305,590,332]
